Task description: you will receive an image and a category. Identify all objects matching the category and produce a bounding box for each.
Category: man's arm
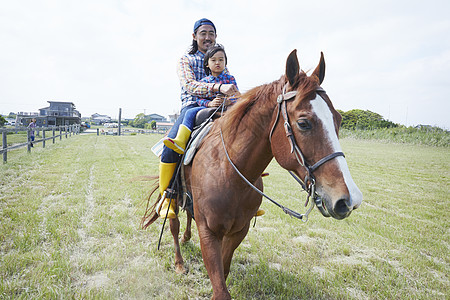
[177,56,217,98]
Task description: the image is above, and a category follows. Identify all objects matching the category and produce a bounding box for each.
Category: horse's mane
[222,71,319,141]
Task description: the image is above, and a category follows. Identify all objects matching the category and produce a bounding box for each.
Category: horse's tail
[135,176,160,229]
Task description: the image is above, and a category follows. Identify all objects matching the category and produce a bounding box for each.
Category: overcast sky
[1,0,449,129]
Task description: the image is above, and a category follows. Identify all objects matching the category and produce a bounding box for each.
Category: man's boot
[156,162,177,219]
[163,125,192,154]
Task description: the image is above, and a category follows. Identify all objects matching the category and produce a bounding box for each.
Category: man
[157,18,239,219]
[28,118,36,147]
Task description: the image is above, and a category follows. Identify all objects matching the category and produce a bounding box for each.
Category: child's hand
[208,97,225,107]
[208,95,234,107]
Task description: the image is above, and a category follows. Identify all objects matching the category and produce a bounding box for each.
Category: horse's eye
[297,119,312,131]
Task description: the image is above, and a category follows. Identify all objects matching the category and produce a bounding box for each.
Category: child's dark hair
[204,44,227,75]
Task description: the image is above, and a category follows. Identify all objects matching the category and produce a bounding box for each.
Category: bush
[339,126,449,147]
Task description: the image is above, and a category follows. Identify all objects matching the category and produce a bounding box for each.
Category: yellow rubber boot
[256,208,265,216]
[163,124,192,154]
[157,162,177,219]
[158,197,177,219]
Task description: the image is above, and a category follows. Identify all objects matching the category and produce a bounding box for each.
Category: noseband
[269,84,345,218]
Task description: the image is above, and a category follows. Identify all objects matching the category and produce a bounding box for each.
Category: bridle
[220,84,345,221]
[269,84,345,218]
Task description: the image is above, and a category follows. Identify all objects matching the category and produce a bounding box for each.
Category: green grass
[1,132,28,146]
[0,134,448,299]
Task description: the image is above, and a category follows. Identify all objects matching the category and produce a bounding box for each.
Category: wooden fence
[97,127,168,135]
[1,124,80,163]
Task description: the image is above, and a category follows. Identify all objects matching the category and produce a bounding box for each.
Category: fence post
[65,126,68,138]
[60,127,62,140]
[97,128,99,136]
[53,128,55,143]
[43,129,46,148]
[2,131,7,163]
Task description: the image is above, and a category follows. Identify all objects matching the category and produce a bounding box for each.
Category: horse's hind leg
[169,217,186,274]
[181,211,192,244]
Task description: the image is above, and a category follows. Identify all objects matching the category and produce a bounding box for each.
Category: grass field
[0,133,448,299]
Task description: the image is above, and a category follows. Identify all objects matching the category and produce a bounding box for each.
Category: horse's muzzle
[323,195,357,220]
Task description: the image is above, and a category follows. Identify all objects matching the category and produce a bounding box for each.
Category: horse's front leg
[181,210,192,244]
[221,223,250,280]
[169,216,186,274]
[198,225,231,300]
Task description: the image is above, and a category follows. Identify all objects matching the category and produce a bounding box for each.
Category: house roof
[148,113,165,118]
[47,101,76,105]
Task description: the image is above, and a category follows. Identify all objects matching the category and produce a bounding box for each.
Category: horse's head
[271,50,363,220]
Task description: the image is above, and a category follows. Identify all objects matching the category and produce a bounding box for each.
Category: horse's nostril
[334,198,351,216]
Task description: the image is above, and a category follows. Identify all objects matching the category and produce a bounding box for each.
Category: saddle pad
[151,136,165,157]
[184,122,213,165]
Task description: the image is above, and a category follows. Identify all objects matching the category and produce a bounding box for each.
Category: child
[163,44,239,155]
[160,44,264,218]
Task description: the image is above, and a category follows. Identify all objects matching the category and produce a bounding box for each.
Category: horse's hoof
[175,264,187,274]
[180,235,191,244]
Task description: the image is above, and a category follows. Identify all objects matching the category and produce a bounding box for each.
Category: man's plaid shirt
[177,50,229,110]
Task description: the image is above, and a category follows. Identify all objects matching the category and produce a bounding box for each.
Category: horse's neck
[221,92,278,181]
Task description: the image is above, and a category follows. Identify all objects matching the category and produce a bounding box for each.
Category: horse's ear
[286,49,300,87]
[312,52,326,85]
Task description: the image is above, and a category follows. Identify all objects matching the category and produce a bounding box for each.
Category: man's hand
[219,84,240,96]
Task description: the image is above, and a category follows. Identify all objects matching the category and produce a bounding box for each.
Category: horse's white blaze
[310,95,363,208]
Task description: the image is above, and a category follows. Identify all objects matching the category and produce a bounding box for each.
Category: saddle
[183,107,220,165]
[174,107,221,219]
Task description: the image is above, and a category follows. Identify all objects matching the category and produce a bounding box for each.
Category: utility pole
[118,108,122,136]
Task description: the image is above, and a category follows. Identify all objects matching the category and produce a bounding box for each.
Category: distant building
[415,124,432,129]
[91,113,112,125]
[156,121,173,131]
[148,113,166,122]
[17,101,81,127]
[168,113,179,123]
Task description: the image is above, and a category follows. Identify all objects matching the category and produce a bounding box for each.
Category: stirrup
[156,189,176,212]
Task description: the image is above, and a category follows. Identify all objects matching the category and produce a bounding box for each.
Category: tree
[151,120,156,130]
[339,109,398,130]
[0,115,6,127]
[132,113,147,128]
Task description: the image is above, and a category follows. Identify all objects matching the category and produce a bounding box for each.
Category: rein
[220,84,344,221]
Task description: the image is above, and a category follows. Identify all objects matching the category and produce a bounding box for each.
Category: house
[17,101,81,127]
[156,121,174,131]
[91,113,112,125]
[168,113,179,123]
[148,114,166,122]
[415,124,432,129]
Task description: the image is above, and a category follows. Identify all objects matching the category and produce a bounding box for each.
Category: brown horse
[143,50,363,299]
